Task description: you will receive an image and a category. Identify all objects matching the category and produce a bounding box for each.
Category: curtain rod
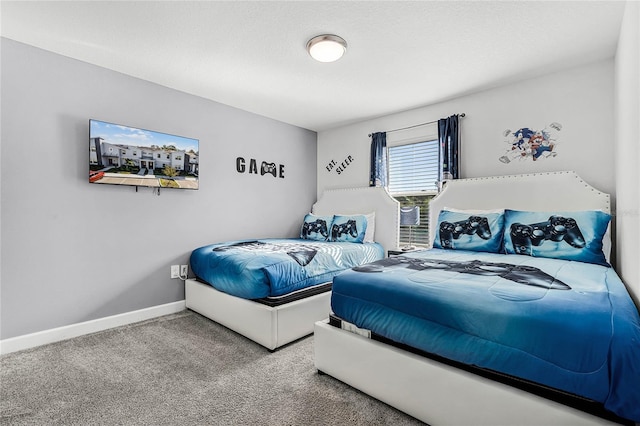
[368,113,465,137]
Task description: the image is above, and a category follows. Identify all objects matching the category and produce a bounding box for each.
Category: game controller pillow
[333,212,375,243]
[300,213,333,241]
[329,215,367,243]
[432,209,505,253]
[503,209,611,266]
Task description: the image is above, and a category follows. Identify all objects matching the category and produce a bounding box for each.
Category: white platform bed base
[314,320,621,426]
[314,172,629,425]
[186,186,399,351]
[186,279,331,350]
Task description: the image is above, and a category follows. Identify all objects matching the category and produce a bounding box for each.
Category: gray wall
[317,54,640,304]
[0,38,317,339]
[317,60,615,197]
[614,1,640,303]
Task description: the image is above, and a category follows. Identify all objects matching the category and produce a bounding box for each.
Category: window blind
[388,139,439,247]
[388,140,439,194]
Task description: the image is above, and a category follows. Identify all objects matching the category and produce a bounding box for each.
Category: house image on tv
[90,137,199,176]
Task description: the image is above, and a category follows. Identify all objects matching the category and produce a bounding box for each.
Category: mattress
[331,249,640,422]
[254,282,332,307]
[190,238,383,299]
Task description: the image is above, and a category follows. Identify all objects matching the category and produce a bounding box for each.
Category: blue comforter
[331,249,640,422]
[190,239,383,299]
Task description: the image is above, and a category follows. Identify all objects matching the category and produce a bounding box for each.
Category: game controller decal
[213,241,319,266]
[353,256,570,291]
[260,161,276,177]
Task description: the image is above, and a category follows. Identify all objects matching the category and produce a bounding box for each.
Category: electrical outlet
[180,265,188,277]
[170,265,180,279]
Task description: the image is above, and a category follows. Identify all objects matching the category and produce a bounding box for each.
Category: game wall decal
[499,122,562,164]
[236,157,284,178]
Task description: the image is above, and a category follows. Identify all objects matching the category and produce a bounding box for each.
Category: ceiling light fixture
[306,34,347,63]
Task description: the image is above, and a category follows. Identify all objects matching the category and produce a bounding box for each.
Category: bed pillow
[329,214,368,243]
[300,213,333,241]
[334,212,375,243]
[503,209,610,266]
[432,208,505,253]
[362,212,375,243]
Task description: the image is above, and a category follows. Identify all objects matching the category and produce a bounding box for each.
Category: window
[388,138,439,247]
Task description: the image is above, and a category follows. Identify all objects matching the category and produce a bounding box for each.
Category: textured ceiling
[0,1,626,131]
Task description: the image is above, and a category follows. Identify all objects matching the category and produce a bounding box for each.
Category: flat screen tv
[89,119,199,190]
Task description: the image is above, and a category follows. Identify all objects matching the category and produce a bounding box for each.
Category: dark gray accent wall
[0,38,317,339]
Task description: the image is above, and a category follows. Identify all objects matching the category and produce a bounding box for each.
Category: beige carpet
[0,310,425,425]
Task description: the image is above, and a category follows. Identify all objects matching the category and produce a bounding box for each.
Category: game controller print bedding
[503,209,611,266]
[187,186,400,351]
[191,238,383,299]
[331,249,640,422]
[315,173,640,424]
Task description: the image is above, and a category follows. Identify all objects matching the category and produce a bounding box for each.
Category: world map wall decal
[499,122,562,164]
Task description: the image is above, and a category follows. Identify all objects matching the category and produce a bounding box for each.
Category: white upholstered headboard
[312,187,400,253]
[428,171,612,258]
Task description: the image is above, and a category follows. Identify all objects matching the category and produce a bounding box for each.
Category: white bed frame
[186,186,399,350]
[314,172,627,425]
[428,171,612,261]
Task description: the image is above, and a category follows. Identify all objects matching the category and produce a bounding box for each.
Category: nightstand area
[388,247,427,257]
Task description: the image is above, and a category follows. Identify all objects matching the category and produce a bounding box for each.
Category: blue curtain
[369,132,387,187]
[438,115,460,180]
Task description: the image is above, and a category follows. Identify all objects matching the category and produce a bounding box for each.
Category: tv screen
[89,119,199,190]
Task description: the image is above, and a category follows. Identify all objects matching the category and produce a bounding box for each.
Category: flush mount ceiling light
[306,34,347,63]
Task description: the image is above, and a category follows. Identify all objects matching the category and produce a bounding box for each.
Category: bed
[185,186,400,350]
[314,171,640,425]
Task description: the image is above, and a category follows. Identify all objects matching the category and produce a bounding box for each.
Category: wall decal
[326,155,354,175]
[499,122,562,164]
[236,157,284,178]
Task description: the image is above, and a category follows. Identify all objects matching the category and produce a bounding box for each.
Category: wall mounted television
[89,119,199,190]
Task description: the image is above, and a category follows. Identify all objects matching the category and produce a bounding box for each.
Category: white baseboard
[0,301,186,355]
